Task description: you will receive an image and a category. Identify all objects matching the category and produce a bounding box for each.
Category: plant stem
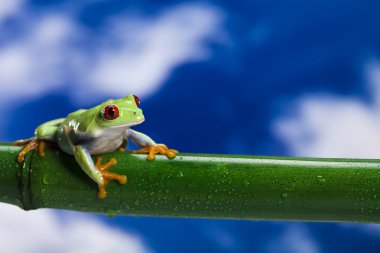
[0,143,379,222]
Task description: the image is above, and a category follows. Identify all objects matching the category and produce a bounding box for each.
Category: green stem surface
[1,143,380,222]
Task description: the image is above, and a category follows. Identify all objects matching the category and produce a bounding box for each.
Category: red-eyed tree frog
[14,95,177,199]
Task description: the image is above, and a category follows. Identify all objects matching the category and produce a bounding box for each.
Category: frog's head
[96,94,144,128]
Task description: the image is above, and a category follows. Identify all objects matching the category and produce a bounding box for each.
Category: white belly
[83,127,128,155]
[85,135,123,155]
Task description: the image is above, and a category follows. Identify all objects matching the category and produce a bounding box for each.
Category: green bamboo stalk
[1,142,380,222]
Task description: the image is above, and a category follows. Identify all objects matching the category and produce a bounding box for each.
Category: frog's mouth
[105,119,145,129]
[125,118,145,127]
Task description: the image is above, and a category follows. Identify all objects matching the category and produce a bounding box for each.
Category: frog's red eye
[103,105,119,120]
[133,95,140,106]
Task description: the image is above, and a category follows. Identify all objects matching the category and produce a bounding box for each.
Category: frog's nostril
[133,111,137,115]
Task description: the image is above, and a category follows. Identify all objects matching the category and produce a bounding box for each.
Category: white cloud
[0,15,78,99]
[273,60,380,158]
[267,224,319,253]
[0,0,24,25]
[84,4,224,99]
[0,203,151,253]
[0,3,224,106]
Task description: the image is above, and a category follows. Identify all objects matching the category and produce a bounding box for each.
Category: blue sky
[2,0,380,252]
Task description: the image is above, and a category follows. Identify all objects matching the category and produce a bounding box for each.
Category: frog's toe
[13,138,34,146]
[118,147,126,153]
[95,156,127,199]
[38,141,46,157]
[14,139,49,164]
[132,144,178,161]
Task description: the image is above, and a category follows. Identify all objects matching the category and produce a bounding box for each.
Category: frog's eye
[133,95,140,106]
[103,105,119,120]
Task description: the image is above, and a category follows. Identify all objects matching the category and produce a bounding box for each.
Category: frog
[13,94,177,199]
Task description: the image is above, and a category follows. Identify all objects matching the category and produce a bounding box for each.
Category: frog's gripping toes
[95,157,127,199]
[13,138,52,163]
[132,144,178,160]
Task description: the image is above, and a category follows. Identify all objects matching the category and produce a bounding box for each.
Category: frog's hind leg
[14,138,58,163]
[13,118,64,163]
[34,118,64,141]
[14,138,54,163]
[34,120,63,157]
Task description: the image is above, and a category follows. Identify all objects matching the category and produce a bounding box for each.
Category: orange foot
[13,139,51,164]
[132,144,178,161]
[118,147,126,153]
[95,156,127,199]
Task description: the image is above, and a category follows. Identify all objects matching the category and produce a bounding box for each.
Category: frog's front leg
[73,145,127,199]
[127,129,177,160]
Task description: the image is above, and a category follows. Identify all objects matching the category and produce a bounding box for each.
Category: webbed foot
[95,156,127,199]
[13,139,50,164]
[132,144,178,161]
